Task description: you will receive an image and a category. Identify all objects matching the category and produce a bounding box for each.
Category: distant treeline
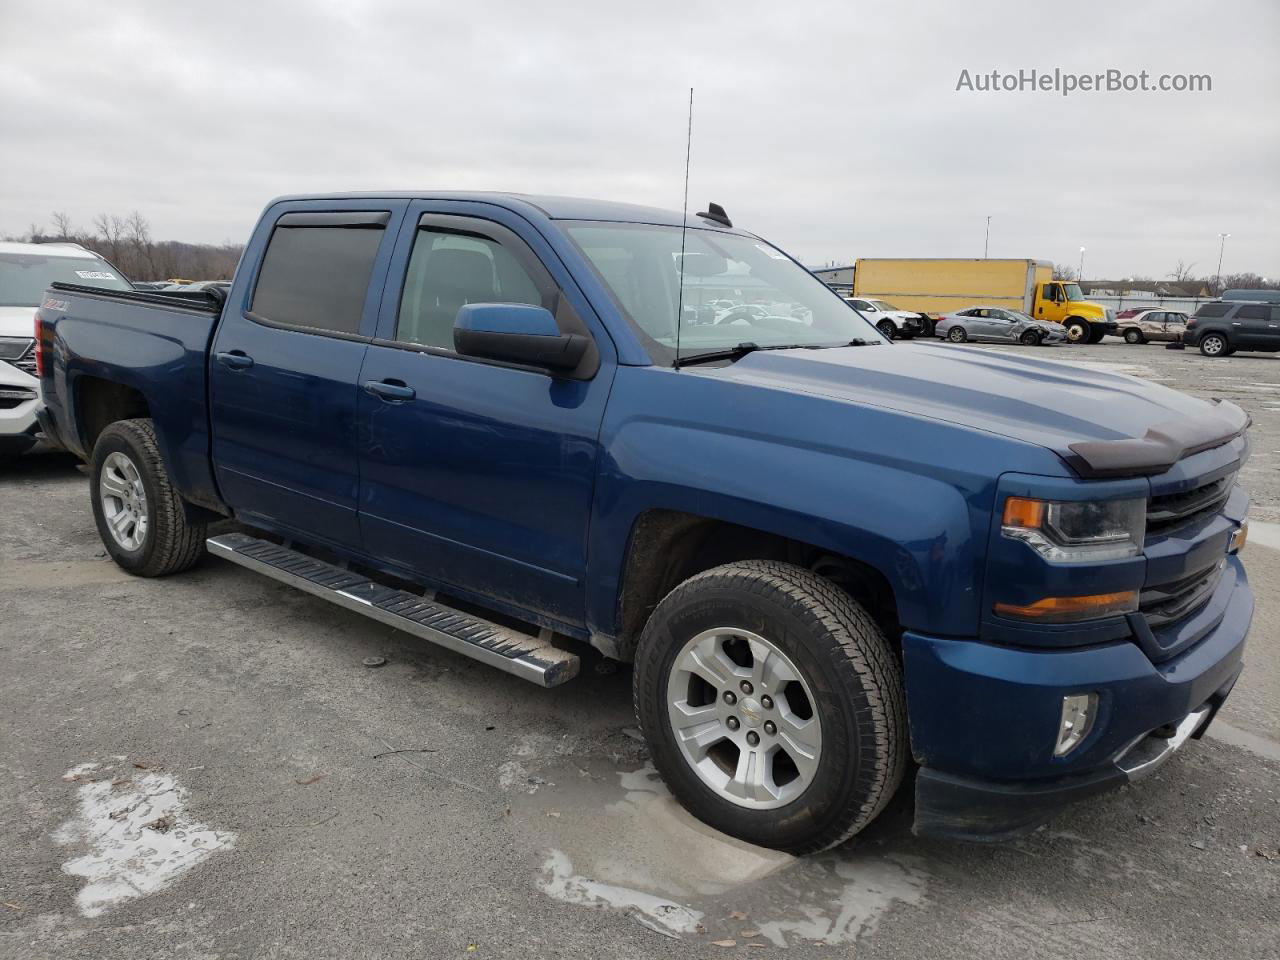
[7,212,243,283]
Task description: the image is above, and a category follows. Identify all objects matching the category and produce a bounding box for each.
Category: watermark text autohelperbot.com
[956,68,1211,96]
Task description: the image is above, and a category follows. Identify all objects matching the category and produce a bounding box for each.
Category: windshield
[0,252,131,307]
[870,300,900,312]
[565,222,881,363]
[1062,283,1085,301]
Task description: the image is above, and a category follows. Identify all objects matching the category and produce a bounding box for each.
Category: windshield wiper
[846,338,880,346]
[673,341,764,367]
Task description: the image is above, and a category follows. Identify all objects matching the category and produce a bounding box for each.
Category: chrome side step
[206,532,579,687]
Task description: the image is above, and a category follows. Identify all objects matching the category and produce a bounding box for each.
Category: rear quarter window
[1235,304,1269,320]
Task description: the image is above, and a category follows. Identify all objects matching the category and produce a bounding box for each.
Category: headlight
[1001,496,1146,563]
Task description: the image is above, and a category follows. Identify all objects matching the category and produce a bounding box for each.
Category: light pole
[1215,233,1230,294]
[1078,246,1086,281]
[984,216,991,258]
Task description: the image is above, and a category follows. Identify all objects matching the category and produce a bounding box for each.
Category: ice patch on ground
[752,853,929,947]
[538,849,704,934]
[54,763,235,917]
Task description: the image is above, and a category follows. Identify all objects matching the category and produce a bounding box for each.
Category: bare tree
[1168,259,1198,283]
[1221,272,1271,290]
[125,211,157,278]
[92,213,128,266]
[1052,263,1077,280]
[50,211,75,240]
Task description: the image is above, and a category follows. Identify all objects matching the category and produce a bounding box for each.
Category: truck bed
[39,281,226,509]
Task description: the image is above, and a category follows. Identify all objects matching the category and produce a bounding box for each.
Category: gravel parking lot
[2,340,1277,960]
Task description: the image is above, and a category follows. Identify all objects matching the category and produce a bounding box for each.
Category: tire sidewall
[1066,319,1088,343]
[636,583,869,850]
[1124,329,1142,344]
[90,428,160,573]
[877,320,896,340]
[948,327,966,342]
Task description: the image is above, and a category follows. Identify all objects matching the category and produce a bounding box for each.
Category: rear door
[210,201,407,548]
[1231,304,1271,350]
[355,202,615,627]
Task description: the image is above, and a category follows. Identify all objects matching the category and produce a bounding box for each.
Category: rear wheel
[1124,328,1144,344]
[947,326,968,343]
[1064,318,1090,343]
[876,320,896,340]
[90,419,207,576]
[1019,330,1043,346]
[633,560,907,854]
[1199,333,1228,357]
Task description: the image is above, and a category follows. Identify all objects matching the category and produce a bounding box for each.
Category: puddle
[54,759,235,917]
[504,747,929,947]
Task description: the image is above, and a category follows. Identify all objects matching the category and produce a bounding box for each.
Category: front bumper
[0,362,41,443]
[903,554,1253,841]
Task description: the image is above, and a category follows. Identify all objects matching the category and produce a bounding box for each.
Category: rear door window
[251,213,389,334]
[1236,305,1268,321]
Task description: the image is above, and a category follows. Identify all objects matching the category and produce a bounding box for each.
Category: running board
[206,533,579,687]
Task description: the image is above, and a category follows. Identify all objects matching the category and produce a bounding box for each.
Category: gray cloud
[2,0,1276,279]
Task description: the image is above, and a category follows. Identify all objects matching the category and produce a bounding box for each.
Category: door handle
[215,350,254,370]
[363,379,416,402]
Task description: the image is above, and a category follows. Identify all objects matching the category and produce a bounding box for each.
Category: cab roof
[268,192,743,231]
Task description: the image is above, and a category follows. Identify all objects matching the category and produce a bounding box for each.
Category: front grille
[1140,559,1225,628]
[1147,475,1233,536]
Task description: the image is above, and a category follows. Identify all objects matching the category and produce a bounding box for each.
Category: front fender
[585,366,1060,641]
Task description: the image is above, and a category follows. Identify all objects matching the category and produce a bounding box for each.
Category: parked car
[0,241,132,461]
[935,306,1065,345]
[38,191,1253,852]
[1113,309,1189,344]
[842,297,926,339]
[1186,301,1280,357]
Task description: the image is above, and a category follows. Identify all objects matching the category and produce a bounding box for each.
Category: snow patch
[54,764,234,917]
[538,849,704,934]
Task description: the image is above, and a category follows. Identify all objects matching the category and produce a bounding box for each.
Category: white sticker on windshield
[754,244,789,261]
[75,271,116,280]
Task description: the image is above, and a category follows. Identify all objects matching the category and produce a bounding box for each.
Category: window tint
[1236,304,1268,320]
[1272,307,1280,323]
[396,229,543,350]
[252,223,385,334]
[851,300,872,310]
[1195,303,1232,318]
[1043,284,1060,301]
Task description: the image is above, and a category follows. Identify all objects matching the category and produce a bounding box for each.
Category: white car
[842,297,926,339]
[0,242,133,461]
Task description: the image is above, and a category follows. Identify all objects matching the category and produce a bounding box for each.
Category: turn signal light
[994,590,1139,624]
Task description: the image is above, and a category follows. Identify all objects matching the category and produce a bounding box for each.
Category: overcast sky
[2,0,1276,280]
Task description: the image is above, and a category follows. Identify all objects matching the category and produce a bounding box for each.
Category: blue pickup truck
[37,193,1253,852]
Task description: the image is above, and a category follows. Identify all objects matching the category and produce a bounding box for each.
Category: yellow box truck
[852,259,1116,344]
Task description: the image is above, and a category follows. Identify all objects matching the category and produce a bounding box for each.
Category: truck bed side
[39,283,225,512]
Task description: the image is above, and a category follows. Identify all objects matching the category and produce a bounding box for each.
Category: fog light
[1055,693,1097,757]
[1230,520,1248,554]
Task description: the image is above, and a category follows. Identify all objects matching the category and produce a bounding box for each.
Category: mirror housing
[453,303,589,372]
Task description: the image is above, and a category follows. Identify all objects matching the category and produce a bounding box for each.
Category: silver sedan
[935,306,1066,346]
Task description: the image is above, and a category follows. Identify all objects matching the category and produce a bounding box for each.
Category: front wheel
[1064,318,1090,343]
[633,560,908,854]
[1124,328,1144,344]
[947,326,968,343]
[1019,330,1043,346]
[876,320,896,340]
[1199,333,1228,357]
[90,418,207,576]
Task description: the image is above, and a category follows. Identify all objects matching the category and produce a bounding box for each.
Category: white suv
[1,242,133,461]
[842,297,926,339]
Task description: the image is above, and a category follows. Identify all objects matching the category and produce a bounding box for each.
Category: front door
[210,202,406,548]
[355,202,615,627]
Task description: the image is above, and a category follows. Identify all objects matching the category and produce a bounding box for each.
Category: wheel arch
[606,509,908,662]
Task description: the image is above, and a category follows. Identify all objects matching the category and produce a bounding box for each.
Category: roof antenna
[675,87,693,367]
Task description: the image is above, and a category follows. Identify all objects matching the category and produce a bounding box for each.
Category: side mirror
[453,303,589,372]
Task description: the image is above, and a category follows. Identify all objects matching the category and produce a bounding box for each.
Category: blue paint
[37,192,1254,827]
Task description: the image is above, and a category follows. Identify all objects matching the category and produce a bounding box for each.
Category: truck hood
[0,306,37,339]
[712,342,1247,477]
